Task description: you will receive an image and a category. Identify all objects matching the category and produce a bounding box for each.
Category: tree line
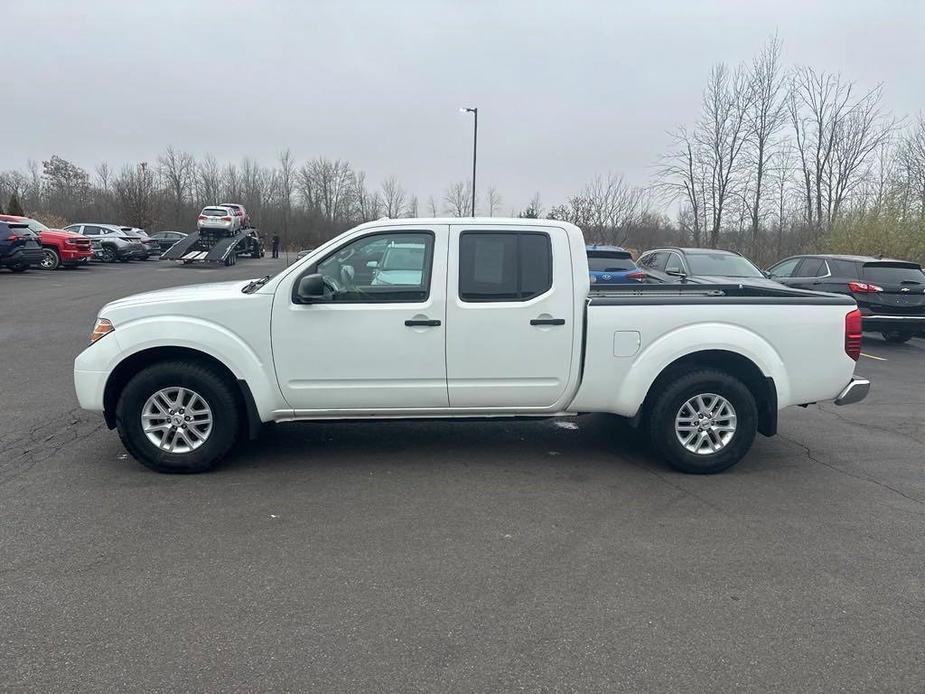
[1,34,923,263]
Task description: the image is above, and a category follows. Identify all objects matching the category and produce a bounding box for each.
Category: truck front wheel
[115,360,241,473]
[646,368,757,474]
[40,247,60,270]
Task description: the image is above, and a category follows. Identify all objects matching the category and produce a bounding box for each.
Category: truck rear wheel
[115,360,240,473]
[646,368,757,474]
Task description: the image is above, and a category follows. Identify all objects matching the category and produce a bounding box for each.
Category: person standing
[271,233,280,259]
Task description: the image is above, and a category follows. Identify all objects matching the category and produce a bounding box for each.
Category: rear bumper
[861,314,925,332]
[834,377,870,406]
[2,247,44,266]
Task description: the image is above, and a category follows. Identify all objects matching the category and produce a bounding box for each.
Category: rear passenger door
[445,224,575,409]
[784,257,829,290]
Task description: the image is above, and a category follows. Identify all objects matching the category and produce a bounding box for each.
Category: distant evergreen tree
[8,193,24,216]
[0,199,4,214]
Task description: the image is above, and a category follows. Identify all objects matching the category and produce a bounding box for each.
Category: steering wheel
[321,275,341,296]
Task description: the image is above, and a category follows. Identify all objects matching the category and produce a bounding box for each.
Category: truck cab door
[271,225,449,413]
[445,224,577,409]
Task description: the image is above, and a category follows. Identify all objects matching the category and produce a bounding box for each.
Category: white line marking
[860,352,887,361]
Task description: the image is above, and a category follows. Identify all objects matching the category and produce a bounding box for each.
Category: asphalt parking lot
[2,259,924,692]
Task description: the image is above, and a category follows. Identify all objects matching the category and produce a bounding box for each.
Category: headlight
[90,318,114,344]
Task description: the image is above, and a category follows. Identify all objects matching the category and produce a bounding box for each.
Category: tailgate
[859,262,925,313]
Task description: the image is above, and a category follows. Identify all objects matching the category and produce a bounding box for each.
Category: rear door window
[459,232,552,302]
[665,253,685,274]
[795,258,827,277]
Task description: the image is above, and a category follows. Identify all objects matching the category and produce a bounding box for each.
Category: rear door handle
[404,319,441,327]
[530,318,566,326]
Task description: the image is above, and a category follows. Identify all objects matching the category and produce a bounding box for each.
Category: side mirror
[296,273,326,302]
[366,260,379,269]
[666,269,684,277]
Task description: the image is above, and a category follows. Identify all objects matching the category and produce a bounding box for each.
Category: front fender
[74,315,284,422]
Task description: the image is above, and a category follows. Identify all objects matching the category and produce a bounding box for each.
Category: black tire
[881,331,912,344]
[118,257,130,263]
[40,247,60,270]
[99,245,116,263]
[115,360,241,473]
[646,368,757,474]
[9,263,28,273]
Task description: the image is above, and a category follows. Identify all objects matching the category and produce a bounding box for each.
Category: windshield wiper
[241,276,270,294]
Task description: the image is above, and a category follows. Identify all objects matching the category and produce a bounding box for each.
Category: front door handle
[530,318,565,326]
[405,319,441,327]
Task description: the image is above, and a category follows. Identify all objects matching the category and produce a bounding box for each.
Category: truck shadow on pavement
[219,414,659,477]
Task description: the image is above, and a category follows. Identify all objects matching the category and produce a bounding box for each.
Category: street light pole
[461,107,478,217]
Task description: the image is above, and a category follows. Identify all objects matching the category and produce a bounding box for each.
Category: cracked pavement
[1,260,924,692]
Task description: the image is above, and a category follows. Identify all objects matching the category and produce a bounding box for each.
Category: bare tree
[113,162,157,229]
[157,146,195,225]
[277,149,295,245]
[381,175,406,217]
[655,126,707,246]
[697,62,755,247]
[789,68,895,231]
[427,195,438,217]
[745,34,788,254]
[896,114,925,217]
[196,155,222,205]
[443,181,472,217]
[486,186,502,217]
[407,195,419,218]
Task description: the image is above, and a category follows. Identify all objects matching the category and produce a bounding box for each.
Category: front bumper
[60,246,94,262]
[834,377,870,406]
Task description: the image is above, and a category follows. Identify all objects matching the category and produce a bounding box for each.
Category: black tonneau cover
[589,282,856,306]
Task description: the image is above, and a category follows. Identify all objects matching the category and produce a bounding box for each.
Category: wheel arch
[102,346,261,439]
[641,350,778,436]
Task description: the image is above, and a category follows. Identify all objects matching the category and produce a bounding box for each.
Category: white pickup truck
[74,218,869,475]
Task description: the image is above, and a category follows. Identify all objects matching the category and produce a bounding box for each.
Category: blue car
[586,245,644,285]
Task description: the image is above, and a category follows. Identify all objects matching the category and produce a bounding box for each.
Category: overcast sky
[3,0,924,213]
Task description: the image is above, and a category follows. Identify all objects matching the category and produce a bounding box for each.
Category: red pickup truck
[0,214,94,269]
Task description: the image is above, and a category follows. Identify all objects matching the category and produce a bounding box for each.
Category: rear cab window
[458,231,552,302]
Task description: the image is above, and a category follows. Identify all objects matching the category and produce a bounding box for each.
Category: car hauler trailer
[160,228,249,265]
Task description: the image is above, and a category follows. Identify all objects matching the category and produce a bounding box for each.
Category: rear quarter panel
[571,302,857,416]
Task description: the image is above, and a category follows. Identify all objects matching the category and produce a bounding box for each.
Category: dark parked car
[240,228,264,257]
[768,254,925,343]
[586,245,645,285]
[0,221,44,272]
[637,247,773,284]
[148,231,188,254]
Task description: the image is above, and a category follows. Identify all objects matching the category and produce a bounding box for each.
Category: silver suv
[64,224,147,263]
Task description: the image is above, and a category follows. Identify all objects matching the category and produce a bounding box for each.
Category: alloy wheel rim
[141,387,213,453]
[675,393,737,455]
[41,250,56,269]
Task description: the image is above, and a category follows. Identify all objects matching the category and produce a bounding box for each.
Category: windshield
[26,219,49,232]
[862,264,925,285]
[588,256,635,272]
[685,253,763,278]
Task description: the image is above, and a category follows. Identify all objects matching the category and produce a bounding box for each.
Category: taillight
[848,281,882,293]
[198,215,206,220]
[845,308,862,361]
[626,270,646,282]
[7,234,19,241]
[221,216,232,221]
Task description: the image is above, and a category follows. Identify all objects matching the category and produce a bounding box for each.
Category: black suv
[768,254,925,343]
[0,221,43,272]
